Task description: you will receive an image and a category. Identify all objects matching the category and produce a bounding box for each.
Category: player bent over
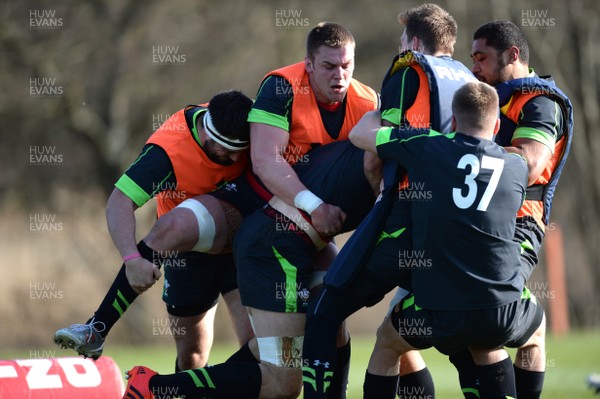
[54,91,257,371]
[352,82,544,398]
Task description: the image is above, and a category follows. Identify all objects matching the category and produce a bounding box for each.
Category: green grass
[4,331,600,398]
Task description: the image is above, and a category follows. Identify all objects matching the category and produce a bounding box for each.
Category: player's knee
[256,336,304,398]
[147,209,192,249]
[375,316,395,347]
[222,290,254,344]
[279,369,303,399]
[521,312,546,350]
[175,334,211,369]
[262,364,303,399]
[177,351,209,370]
[176,198,218,252]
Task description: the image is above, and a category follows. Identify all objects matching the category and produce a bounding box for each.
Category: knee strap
[176,199,216,252]
[256,336,304,368]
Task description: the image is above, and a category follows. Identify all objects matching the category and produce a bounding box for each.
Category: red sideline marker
[0,357,124,398]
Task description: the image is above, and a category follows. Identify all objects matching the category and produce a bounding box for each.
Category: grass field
[3,331,599,398]
[99,331,600,398]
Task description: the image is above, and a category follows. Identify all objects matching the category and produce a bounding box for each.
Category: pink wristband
[123,252,142,262]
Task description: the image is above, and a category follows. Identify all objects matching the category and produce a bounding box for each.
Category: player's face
[471,38,511,86]
[203,139,244,166]
[306,44,355,104]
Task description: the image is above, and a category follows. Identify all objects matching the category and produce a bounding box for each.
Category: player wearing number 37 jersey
[375,91,530,312]
[349,81,544,397]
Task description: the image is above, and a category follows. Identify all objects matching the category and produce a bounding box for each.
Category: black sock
[514,365,545,399]
[85,240,156,338]
[476,357,516,399]
[224,342,258,364]
[326,339,351,399]
[302,313,340,399]
[363,371,398,399]
[398,367,435,399]
[450,350,480,398]
[149,362,261,399]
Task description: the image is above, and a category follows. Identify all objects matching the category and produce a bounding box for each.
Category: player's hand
[125,257,162,295]
[310,203,347,237]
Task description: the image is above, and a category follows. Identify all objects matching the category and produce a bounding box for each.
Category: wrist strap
[123,252,142,262]
[294,190,324,215]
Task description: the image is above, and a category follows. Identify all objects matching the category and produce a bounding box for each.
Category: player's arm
[374,125,437,170]
[503,96,563,185]
[504,139,550,186]
[107,144,171,293]
[249,76,346,236]
[106,188,140,262]
[250,123,346,236]
[349,109,383,154]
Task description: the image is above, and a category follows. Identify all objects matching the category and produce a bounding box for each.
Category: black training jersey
[380,66,419,127]
[376,127,528,310]
[248,75,347,140]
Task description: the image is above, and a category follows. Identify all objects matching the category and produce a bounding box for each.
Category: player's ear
[451,115,457,131]
[507,46,520,64]
[305,56,314,73]
[493,117,500,135]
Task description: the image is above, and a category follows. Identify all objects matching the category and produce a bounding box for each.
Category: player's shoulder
[382,65,419,90]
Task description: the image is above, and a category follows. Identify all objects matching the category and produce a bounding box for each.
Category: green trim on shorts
[520,239,534,254]
[272,246,298,312]
[376,227,406,245]
[401,294,422,311]
[521,286,532,300]
[461,387,480,398]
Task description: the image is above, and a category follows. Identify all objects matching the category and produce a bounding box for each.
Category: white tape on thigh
[176,199,216,252]
[256,336,304,368]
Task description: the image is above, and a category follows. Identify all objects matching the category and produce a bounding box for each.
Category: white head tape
[203,111,249,151]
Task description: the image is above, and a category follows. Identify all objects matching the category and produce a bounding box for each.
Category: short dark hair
[452,82,499,131]
[306,22,355,60]
[398,4,457,54]
[208,90,253,142]
[473,20,529,63]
